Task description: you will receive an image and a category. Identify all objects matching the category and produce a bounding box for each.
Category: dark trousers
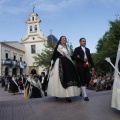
[4,85,8,91]
[77,67,90,87]
[42,83,47,96]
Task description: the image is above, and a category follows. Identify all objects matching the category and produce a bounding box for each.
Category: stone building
[0,11,58,76]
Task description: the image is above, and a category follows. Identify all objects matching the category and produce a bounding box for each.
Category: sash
[12,78,18,87]
[30,80,41,90]
[24,84,29,99]
[83,62,88,68]
[26,77,41,90]
[27,77,33,82]
[57,45,72,62]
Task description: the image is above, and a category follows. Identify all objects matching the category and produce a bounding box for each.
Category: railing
[20,61,27,68]
[2,59,27,68]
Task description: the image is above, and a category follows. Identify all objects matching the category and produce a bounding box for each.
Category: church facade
[20,12,47,75]
[0,11,48,76]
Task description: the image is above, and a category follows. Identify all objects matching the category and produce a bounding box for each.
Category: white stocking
[82,86,87,98]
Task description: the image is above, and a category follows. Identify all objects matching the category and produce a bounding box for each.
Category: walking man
[73,38,95,101]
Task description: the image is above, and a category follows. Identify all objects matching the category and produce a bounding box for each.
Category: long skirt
[30,86,42,98]
[47,58,80,97]
[9,80,19,93]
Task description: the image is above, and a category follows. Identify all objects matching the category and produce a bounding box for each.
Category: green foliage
[67,41,74,54]
[33,42,55,68]
[93,19,120,72]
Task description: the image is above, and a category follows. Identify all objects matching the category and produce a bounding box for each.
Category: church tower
[22,11,45,42]
[21,10,47,75]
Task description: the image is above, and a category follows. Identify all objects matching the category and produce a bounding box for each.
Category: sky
[0,0,120,53]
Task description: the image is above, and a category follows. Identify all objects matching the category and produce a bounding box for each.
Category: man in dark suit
[73,38,95,101]
[39,72,47,96]
[18,75,26,94]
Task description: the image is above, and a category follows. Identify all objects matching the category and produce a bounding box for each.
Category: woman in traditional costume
[9,75,19,94]
[47,36,81,102]
[24,73,44,99]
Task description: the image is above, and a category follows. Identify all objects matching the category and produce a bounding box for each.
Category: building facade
[0,11,48,76]
[0,41,26,76]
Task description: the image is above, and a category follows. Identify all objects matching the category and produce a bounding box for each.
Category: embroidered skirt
[47,58,80,97]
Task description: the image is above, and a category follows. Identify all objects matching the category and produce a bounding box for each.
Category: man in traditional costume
[73,38,95,101]
[40,72,48,96]
[47,36,80,102]
[18,75,26,94]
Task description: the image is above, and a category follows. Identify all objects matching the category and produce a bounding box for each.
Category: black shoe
[66,98,72,103]
[84,97,89,101]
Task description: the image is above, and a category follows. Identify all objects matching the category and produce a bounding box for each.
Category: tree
[93,19,120,72]
[33,42,55,68]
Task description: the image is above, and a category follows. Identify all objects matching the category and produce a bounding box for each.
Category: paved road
[0,85,24,102]
[0,85,120,120]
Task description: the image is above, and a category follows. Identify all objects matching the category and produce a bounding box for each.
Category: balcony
[2,59,12,66]
[20,61,27,68]
[2,59,27,68]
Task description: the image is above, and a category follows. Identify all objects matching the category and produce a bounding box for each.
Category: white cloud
[0,0,84,14]
[0,0,120,15]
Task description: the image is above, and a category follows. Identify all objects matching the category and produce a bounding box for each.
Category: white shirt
[41,77,44,84]
[81,46,88,64]
[21,77,23,82]
[81,46,87,58]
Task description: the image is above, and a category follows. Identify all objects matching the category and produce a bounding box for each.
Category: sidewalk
[0,85,120,120]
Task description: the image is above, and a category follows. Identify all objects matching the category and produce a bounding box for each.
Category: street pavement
[0,85,120,120]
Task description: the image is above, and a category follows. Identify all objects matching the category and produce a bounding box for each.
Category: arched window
[32,17,34,21]
[5,67,9,76]
[34,25,37,32]
[31,69,36,75]
[20,57,22,61]
[13,55,16,61]
[6,53,8,59]
[12,68,17,76]
[30,26,32,32]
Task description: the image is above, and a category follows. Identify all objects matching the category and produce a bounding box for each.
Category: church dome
[47,34,58,44]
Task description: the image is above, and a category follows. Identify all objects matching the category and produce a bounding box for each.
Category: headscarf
[50,36,66,69]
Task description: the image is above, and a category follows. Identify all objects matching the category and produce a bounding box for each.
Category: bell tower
[26,12,41,35]
[21,8,45,43]
[20,9,47,75]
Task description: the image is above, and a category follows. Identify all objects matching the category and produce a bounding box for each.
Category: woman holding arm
[47,36,81,102]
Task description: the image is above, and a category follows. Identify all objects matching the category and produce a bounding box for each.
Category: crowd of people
[0,72,48,99]
[88,73,114,91]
